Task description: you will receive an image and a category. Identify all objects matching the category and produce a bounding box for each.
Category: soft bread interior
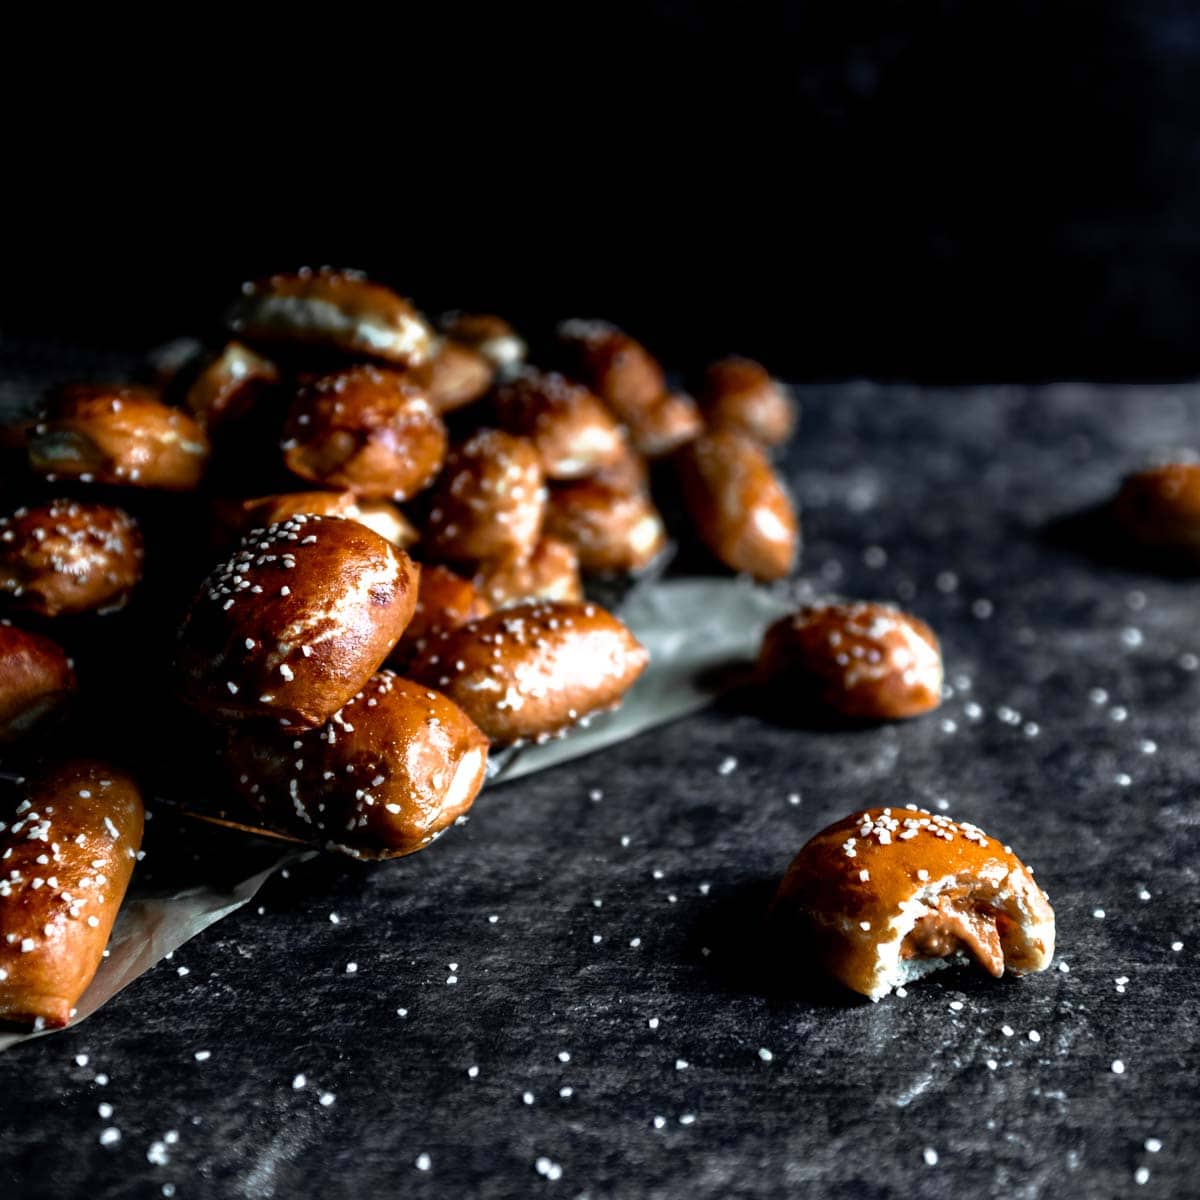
[865,867,1055,1001]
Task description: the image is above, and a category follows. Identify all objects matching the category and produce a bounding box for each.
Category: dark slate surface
[1,359,1198,1199]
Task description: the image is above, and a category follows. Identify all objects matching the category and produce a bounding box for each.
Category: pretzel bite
[27,384,210,490]
[424,430,547,565]
[281,365,447,501]
[238,492,418,550]
[0,625,76,742]
[221,672,487,859]
[389,565,492,665]
[175,515,418,731]
[438,312,527,372]
[702,357,796,446]
[417,339,495,414]
[0,501,143,617]
[676,430,798,580]
[544,480,667,574]
[227,268,434,367]
[0,761,144,1027]
[556,319,703,456]
[493,369,625,480]
[183,341,280,432]
[1113,461,1200,555]
[772,806,1055,1001]
[473,536,584,609]
[409,601,648,744]
[758,602,942,721]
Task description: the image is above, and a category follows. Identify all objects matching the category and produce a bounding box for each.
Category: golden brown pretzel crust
[544,479,667,574]
[175,515,418,731]
[493,369,626,480]
[0,761,144,1027]
[0,501,143,617]
[424,430,547,566]
[702,357,796,446]
[409,601,648,744]
[758,602,943,720]
[28,384,210,490]
[676,430,798,580]
[473,537,584,609]
[222,672,487,857]
[282,365,447,501]
[184,341,279,432]
[1113,462,1200,552]
[416,340,495,414]
[389,565,493,667]
[0,625,77,742]
[228,270,434,367]
[556,320,703,456]
[773,806,1055,1001]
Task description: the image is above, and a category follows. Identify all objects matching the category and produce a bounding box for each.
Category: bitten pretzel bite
[417,340,495,414]
[0,761,144,1027]
[438,312,527,372]
[676,430,798,580]
[1112,461,1200,555]
[424,430,547,565]
[175,515,418,731]
[493,369,625,480]
[409,601,648,744]
[473,536,584,609]
[758,602,943,721]
[772,806,1055,1001]
[544,480,667,574]
[281,365,447,501]
[702,356,796,446]
[184,341,280,432]
[221,673,487,859]
[557,319,703,456]
[227,269,434,367]
[0,501,143,617]
[0,625,76,742]
[27,384,210,490]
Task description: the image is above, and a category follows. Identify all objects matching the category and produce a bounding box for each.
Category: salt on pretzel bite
[281,365,447,502]
[227,269,434,367]
[237,492,418,550]
[0,501,143,617]
[408,601,648,744]
[389,565,492,667]
[771,806,1055,1001]
[493,369,625,480]
[424,430,547,566]
[543,479,667,574]
[758,602,942,721]
[556,319,703,456]
[175,515,418,731]
[0,761,144,1027]
[676,429,798,580]
[220,672,487,859]
[27,384,210,490]
[472,536,584,609]
[0,625,77,742]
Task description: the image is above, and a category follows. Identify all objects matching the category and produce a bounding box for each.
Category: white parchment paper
[0,578,796,1050]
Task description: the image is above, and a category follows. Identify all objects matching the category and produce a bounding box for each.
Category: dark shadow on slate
[684,877,858,1010]
[1040,502,1200,579]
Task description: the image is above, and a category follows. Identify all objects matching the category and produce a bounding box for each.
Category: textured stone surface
[1,354,1198,1198]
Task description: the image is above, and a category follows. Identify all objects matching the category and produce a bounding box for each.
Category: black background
[5,2,1200,381]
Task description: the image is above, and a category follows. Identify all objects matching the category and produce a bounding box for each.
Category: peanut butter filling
[900,893,1005,977]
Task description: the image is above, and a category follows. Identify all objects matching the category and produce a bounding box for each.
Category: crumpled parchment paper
[0,578,796,1050]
